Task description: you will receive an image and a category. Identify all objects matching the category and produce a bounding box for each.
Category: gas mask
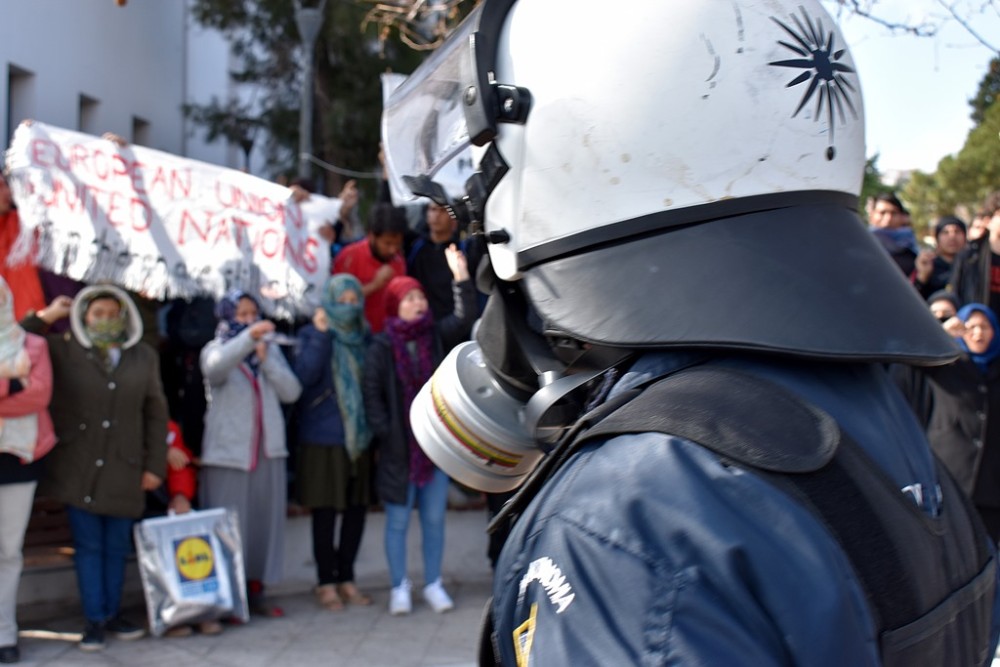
[409,272,630,493]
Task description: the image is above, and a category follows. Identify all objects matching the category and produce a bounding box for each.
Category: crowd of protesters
[0,164,494,661]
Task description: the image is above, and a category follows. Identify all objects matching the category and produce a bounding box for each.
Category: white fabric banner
[4,121,329,319]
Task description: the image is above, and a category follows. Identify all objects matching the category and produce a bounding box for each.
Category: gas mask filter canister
[409,340,544,493]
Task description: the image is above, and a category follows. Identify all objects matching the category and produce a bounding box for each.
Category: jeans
[66,506,135,623]
[0,482,36,645]
[383,467,449,588]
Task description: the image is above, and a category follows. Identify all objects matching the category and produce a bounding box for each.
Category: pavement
[13,506,1000,666]
[12,508,495,666]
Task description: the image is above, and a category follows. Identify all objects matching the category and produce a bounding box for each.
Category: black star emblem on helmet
[769,7,858,160]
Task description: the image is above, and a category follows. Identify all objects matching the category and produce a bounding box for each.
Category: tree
[359,0,471,52]
[947,98,1000,205]
[903,98,1000,229]
[897,51,1000,227]
[861,154,894,210]
[186,0,432,199]
[187,1,301,171]
[182,99,264,170]
[971,57,1000,126]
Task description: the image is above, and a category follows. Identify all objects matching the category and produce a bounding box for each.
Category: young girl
[363,245,474,615]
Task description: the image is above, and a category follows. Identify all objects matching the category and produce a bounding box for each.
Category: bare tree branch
[361,0,473,53]
[363,0,999,56]
[828,0,1000,52]
[935,0,1000,51]
[829,0,941,36]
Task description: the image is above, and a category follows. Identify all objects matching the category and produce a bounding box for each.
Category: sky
[831,0,999,176]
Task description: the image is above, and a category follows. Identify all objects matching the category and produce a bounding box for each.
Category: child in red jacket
[163,420,224,637]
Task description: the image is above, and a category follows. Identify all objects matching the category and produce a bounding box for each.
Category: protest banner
[3,121,329,319]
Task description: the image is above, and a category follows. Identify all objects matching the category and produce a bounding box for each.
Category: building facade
[1,0,250,172]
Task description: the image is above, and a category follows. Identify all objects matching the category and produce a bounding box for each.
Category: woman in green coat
[24,285,168,652]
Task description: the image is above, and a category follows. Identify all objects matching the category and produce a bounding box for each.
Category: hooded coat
[23,285,168,518]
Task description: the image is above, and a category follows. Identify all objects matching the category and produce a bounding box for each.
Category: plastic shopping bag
[134,507,249,636]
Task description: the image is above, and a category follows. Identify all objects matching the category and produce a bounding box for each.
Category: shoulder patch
[512,603,537,667]
[518,556,575,613]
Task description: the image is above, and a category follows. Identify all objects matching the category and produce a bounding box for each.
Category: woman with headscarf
[293,274,373,611]
[24,285,167,651]
[199,290,301,617]
[893,302,1000,541]
[0,276,54,664]
[363,245,475,616]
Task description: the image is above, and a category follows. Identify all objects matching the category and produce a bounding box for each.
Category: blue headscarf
[214,289,262,375]
[322,274,371,461]
[956,303,1000,373]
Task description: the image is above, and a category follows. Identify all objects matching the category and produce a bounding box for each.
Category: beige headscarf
[0,276,37,460]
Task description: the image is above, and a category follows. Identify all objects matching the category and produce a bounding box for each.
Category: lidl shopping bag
[134,508,249,636]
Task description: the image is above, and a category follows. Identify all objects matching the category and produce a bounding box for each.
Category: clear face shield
[384,0,601,493]
[380,1,529,224]
[380,10,477,206]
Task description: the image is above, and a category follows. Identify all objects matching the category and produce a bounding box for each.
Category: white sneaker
[389,579,412,615]
[422,579,454,613]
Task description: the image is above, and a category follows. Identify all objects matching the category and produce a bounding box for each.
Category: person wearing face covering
[199,290,301,618]
[292,274,374,611]
[0,276,54,665]
[893,303,1000,541]
[23,285,167,652]
[363,246,474,617]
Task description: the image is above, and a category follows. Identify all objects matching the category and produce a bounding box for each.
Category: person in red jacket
[0,173,45,321]
[332,203,407,333]
[161,420,223,638]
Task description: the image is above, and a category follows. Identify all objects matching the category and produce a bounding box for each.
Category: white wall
[183,8,242,169]
[0,0,246,171]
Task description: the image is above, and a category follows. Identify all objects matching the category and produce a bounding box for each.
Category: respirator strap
[486,384,638,536]
[488,354,707,535]
[524,345,635,447]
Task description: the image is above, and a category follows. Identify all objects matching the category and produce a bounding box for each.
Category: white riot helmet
[383,0,958,492]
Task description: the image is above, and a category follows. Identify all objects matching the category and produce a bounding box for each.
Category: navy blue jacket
[491,353,1000,666]
[292,324,346,447]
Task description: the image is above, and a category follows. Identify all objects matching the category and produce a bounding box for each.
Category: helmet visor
[381,5,482,204]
